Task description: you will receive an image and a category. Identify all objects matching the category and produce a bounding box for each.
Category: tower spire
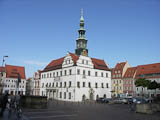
[81,8,83,16]
[80,8,84,22]
[75,9,88,56]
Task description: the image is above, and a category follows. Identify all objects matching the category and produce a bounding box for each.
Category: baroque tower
[75,9,88,56]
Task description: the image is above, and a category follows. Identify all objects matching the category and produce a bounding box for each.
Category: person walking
[0,92,9,116]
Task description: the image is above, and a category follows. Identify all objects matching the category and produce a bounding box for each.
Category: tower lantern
[75,9,88,56]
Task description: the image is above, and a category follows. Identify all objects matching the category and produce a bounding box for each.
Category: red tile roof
[0,67,5,72]
[5,64,26,79]
[115,62,126,70]
[123,67,137,78]
[69,52,79,65]
[43,57,65,72]
[135,63,160,78]
[42,53,110,72]
[91,58,110,71]
[112,62,127,79]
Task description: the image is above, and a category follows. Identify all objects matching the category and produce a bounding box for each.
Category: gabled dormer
[76,55,94,69]
[62,52,79,68]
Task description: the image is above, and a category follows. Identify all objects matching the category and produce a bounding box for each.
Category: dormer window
[82,60,84,64]
[86,60,88,65]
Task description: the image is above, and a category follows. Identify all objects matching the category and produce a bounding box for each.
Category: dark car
[103,98,112,103]
[125,98,133,104]
[96,98,105,103]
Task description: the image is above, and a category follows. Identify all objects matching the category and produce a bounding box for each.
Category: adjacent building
[111,61,130,97]
[135,63,160,97]
[33,70,41,96]
[1,64,26,95]
[40,10,112,102]
[111,62,160,98]
[0,67,5,94]
[123,67,137,96]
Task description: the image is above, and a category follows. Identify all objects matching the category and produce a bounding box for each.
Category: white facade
[136,78,160,97]
[40,54,111,102]
[33,71,41,96]
[2,77,26,95]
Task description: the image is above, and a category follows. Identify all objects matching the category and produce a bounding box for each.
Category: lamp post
[0,55,8,94]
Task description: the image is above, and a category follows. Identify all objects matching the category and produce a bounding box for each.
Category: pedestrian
[0,92,9,116]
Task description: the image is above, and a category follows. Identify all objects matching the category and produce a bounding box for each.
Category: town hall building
[40,10,112,102]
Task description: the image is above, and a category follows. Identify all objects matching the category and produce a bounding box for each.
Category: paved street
[1,100,160,120]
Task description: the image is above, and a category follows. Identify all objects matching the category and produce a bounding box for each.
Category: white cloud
[24,60,48,66]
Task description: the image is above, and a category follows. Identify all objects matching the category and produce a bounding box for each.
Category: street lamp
[2,56,8,66]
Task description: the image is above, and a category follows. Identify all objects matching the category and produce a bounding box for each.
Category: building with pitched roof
[111,61,130,97]
[123,67,137,96]
[40,10,111,101]
[135,63,160,97]
[1,64,26,95]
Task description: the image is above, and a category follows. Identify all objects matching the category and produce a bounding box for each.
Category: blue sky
[0,0,160,77]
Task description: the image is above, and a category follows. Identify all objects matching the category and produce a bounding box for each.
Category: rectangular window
[60,92,62,98]
[82,60,84,64]
[57,72,58,77]
[77,82,80,88]
[64,92,66,99]
[60,82,62,87]
[52,83,54,87]
[64,70,67,76]
[95,83,98,88]
[88,71,91,76]
[77,69,80,75]
[69,69,72,75]
[106,73,108,78]
[88,82,91,88]
[69,81,71,87]
[86,60,88,65]
[101,83,104,88]
[83,82,85,87]
[95,72,98,77]
[60,71,62,76]
[106,83,109,88]
[56,82,58,87]
[50,73,52,78]
[53,72,55,77]
[64,82,66,87]
[69,92,71,99]
[101,72,103,77]
[47,73,49,78]
[83,70,85,75]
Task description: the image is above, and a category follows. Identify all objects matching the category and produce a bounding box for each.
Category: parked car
[125,98,133,104]
[103,98,112,103]
[144,98,153,103]
[133,97,146,104]
[96,98,105,103]
[113,98,128,104]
